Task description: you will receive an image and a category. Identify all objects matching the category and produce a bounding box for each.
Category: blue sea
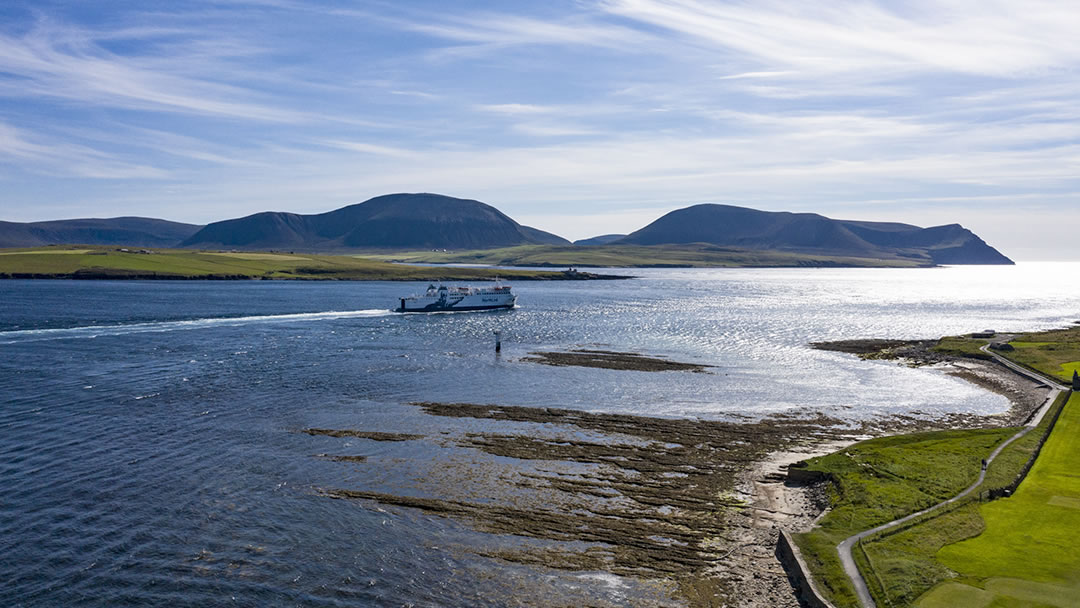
[2,264,1078,606]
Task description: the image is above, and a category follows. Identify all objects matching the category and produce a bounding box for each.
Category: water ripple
[2,266,1079,606]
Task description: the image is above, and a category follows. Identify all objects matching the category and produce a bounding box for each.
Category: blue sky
[2,1,1079,259]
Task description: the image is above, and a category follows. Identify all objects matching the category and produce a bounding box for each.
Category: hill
[0,217,202,249]
[362,243,930,268]
[1,199,1010,266]
[574,234,627,246]
[519,225,571,245]
[181,193,571,251]
[617,204,1012,265]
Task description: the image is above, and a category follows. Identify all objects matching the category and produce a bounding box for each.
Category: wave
[0,309,394,344]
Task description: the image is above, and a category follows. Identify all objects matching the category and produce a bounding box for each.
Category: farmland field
[919,392,1080,607]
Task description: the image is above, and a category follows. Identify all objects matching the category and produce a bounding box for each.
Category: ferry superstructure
[395,282,516,312]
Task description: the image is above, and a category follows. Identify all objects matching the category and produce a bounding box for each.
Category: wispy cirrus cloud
[0,120,170,179]
[511,123,601,137]
[1,1,1079,258]
[393,11,651,51]
[318,140,421,159]
[602,0,1080,77]
[0,18,305,122]
[476,103,555,115]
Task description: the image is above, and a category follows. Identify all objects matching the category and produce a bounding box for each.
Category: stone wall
[785,462,832,485]
[983,389,1072,501]
[775,529,837,608]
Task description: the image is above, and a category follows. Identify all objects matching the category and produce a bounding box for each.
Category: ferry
[395,282,516,312]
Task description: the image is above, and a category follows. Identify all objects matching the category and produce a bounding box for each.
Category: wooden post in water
[494,330,502,353]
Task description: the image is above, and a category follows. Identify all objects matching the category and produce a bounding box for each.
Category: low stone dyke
[776,529,837,608]
[983,389,1072,501]
[785,462,832,485]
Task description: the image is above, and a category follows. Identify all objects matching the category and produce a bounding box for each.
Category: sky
[1,1,1079,260]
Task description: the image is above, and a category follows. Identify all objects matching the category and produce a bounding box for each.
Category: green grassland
[792,427,1021,606]
[357,243,930,268]
[0,245,597,281]
[848,390,1069,607]
[795,328,1079,607]
[918,392,1080,607]
[1001,326,1080,382]
[931,326,1080,376]
[932,335,995,360]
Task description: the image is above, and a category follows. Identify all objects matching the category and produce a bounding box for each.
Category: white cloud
[476,103,555,115]
[603,0,1080,77]
[2,1,1080,260]
[0,120,170,179]
[511,123,600,137]
[318,140,420,159]
[0,20,306,122]
[395,12,651,51]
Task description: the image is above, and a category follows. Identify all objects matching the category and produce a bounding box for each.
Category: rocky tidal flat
[306,352,1048,608]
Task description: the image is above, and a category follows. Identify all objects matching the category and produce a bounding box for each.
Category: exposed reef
[521,349,713,372]
[309,400,1026,606]
[313,453,367,462]
[809,338,924,358]
[301,428,423,442]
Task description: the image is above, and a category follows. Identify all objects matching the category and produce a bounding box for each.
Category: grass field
[848,390,1069,606]
[357,243,929,268]
[0,245,595,281]
[792,427,1020,606]
[917,392,1080,607]
[1000,326,1080,382]
[795,329,1078,607]
[931,335,994,360]
[794,328,1080,608]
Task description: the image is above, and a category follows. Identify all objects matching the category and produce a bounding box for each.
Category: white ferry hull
[395,285,516,312]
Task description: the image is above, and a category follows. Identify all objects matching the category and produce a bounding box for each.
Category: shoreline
[0,270,633,281]
[0,246,635,281]
[725,339,1051,607]
[810,337,1051,427]
[725,438,858,607]
[307,344,1050,608]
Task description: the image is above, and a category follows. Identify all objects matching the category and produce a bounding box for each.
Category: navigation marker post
[494,330,502,353]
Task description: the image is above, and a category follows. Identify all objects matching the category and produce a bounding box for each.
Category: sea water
[2,263,1077,606]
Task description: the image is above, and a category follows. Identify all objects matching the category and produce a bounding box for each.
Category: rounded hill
[619,204,1012,264]
[181,193,570,251]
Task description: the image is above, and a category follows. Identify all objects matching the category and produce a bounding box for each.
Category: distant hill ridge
[618,204,1012,265]
[0,217,201,249]
[0,195,1011,265]
[181,193,570,250]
